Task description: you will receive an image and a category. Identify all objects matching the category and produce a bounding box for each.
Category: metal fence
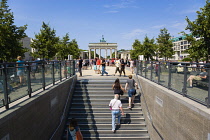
[136,61,210,108]
[0,60,75,110]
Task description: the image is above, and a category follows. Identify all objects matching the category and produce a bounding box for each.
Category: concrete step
[63,77,150,140]
[82,135,150,140]
[67,117,145,124]
[70,102,141,108]
[75,84,126,87]
[70,99,139,104]
[80,129,148,135]
[66,123,147,129]
[76,79,128,84]
[69,112,143,118]
[69,107,142,112]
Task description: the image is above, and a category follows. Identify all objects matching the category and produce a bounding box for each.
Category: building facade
[170,35,190,60]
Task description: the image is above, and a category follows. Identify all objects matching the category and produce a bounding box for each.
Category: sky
[7,0,206,52]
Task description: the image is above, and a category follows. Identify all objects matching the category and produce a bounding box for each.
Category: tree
[142,36,156,61]
[185,0,210,62]
[56,33,70,60]
[181,34,205,62]
[68,39,80,59]
[30,22,59,60]
[130,39,143,60]
[156,28,174,60]
[0,0,27,62]
[131,37,156,61]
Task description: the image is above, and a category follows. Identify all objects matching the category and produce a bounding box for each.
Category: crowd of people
[76,57,136,77]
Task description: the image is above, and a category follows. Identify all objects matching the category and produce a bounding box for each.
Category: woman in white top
[129,59,134,74]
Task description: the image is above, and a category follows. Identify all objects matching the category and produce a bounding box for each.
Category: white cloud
[104,11,119,13]
[122,29,145,39]
[103,0,137,9]
[151,24,166,29]
[170,21,187,29]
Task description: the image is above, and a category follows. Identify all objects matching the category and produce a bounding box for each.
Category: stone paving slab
[76,66,133,80]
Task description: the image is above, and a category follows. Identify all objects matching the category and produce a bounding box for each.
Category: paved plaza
[76,65,133,79]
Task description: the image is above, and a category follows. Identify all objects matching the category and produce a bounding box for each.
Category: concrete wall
[0,75,77,140]
[137,75,210,140]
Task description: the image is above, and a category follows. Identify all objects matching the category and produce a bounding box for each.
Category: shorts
[194,76,202,81]
[128,89,136,97]
[93,65,97,70]
[17,70,24,76]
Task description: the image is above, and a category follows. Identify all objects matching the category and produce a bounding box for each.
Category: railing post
[150,61,153,80]
[207,69,210,108]
[64,61,67,79]
[26,63,32,98]
[168,63,172,89]
[42,62,46,90]
[140,61,143,76]
[136,61,139,75]
[69,60,71,77]
[59,61,62,81]
[157,62,160,83]
[182,65,187,97]
[2,63,9,109]
[52,62,55,85]
[144,61,147,78]
[73,60,75,75]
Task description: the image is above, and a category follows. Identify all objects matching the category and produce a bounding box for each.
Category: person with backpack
[120,58,126,77]
[67,118,83,140]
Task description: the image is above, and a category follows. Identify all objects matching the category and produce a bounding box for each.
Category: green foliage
[156,28,174,60]
[181,33,205,62]
[130,39,142,59]
[30,22,59,60]
[0,0,27,62]
[68,39,80,59]
[181,57,192,62]
[131,37,156,61]
[185,0,210,61]
[90,51,99,58]
[56,33,80,60]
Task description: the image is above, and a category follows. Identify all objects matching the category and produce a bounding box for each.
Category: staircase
[64,78,150,140]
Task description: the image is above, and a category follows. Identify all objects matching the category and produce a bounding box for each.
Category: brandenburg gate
[88,36,118,59]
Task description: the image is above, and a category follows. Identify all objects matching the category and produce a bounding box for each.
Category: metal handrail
[0,60,75,110]
[136,60,210,108]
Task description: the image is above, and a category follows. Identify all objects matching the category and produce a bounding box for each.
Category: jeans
[128,88,136,97]
[101,66,108,75]
[78,67,82,76]
[111,110,121,131]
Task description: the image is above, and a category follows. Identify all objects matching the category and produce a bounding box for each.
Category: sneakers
[127,106,131,109]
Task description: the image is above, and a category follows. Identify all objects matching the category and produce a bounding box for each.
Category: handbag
[120,89,124,95]
[76,130,83,140]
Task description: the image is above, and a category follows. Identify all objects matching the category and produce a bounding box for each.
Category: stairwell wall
[0,75,77,140]
[137,75,210,140]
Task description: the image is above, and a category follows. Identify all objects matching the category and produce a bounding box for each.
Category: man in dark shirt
[78,57,83,77]
[101,58,108,76]
[120,58,126,77]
